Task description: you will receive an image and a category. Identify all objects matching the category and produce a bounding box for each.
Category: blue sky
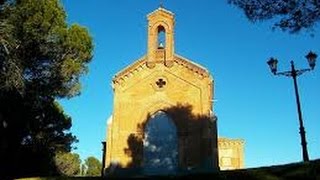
[60,0,320,168]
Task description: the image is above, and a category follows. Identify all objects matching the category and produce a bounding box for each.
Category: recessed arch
[157,25,166,49]
[143,111,178,175]
[151,21,172,33]
[147,16,175,67]
[150,21,171,51]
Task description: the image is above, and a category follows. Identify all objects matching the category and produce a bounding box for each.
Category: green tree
[0,0,93,178]
[228,0,320,33]
[54,152,81,176]
[85,156,102,176]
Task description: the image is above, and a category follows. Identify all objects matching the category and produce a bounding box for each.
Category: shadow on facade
[106,103,218,177]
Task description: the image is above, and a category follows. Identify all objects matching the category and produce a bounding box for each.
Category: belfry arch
[157,25,166,48]
[104,7,219,175]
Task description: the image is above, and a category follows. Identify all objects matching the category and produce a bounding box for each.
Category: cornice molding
[113,56,147,85]
[147,7,174,18]
[174,54,210,78]
[218,138,245,147]
[112,54,211,86]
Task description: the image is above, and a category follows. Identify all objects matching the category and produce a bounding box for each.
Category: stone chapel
[104,7,244,175]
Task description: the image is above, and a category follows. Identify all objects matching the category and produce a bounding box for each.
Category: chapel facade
[104,7,243,175]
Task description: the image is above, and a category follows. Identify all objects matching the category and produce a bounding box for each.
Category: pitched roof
[113,54,211,84]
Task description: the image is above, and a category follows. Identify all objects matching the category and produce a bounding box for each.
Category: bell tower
[147,7,175,68]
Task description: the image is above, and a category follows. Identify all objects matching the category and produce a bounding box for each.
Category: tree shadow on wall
[123,103,217,175]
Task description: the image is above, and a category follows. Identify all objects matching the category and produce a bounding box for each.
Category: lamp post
[267,51,317,162]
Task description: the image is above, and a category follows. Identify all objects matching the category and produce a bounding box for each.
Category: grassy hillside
[200,159,320,180]
[144,159,320,179]
[16,159,320,179]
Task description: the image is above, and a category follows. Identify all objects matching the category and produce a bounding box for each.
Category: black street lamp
[267,51,317,162]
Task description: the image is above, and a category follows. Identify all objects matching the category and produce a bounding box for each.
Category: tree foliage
[0,0,93,96]
[228,0,320,33]
[54,152,81,176]
[0,0,93,178]
[85,156,102,176]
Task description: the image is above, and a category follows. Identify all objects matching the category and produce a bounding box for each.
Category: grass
[16,159,320,179]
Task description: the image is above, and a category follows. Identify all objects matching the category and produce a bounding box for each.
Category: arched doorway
[143,111,178,175]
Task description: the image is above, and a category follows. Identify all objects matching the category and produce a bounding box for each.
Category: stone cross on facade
[156,78,166,88]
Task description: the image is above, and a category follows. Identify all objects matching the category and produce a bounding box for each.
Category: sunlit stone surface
[143,111,178,175]
[104,7,228,176]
